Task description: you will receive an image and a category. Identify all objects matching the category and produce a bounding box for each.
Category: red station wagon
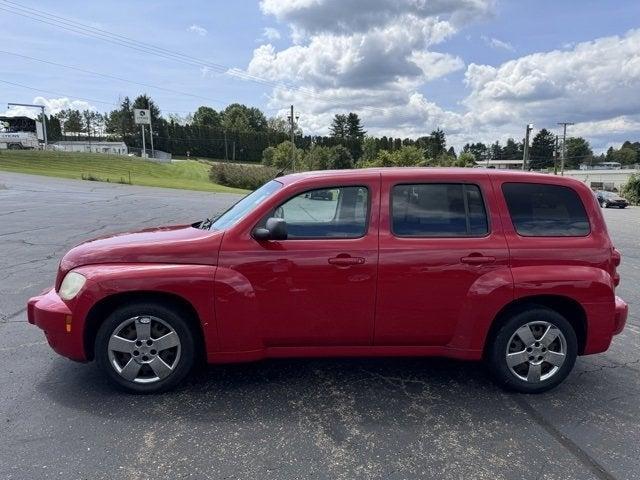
[28,169,628,394]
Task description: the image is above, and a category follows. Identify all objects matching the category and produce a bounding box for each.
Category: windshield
[210,180,282,230]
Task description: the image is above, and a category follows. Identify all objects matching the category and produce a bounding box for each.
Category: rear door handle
[461,255,496,265]
[328,256,365,266]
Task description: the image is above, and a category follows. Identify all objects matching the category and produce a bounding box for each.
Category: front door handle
[328,256,365,266]
[461,255,496,265]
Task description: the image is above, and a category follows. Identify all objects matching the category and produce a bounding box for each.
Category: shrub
[210,163,278,190]
[620,173,640,205]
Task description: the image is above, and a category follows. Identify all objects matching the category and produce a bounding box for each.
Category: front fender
[72,263,218,355]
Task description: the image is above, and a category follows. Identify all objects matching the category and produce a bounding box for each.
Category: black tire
[95,302,196,394]
[486,306,577,394]
[600,201,607,208]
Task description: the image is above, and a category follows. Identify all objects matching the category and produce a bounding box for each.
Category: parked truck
[0,116,41,150]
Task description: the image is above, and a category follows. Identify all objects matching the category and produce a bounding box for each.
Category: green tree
[361,137,379,164]
[502,138,523,159]
[192,106,221,128]
[346,113,366,139]
[303,144,332,170]
[329,114,348,139]
[63,109,83,134]
[610,147,637,166]
[221,104,267,132]
[457,151,476,167]
[463,142,489,162]
[620,174,640,205]
[565,137,593,169]
[529,128,556,169]
[263,141,301,170]
[329,145,353,169]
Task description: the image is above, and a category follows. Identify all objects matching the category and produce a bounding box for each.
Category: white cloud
[246,1,640,153]
[187,24,207,36]
[260,0,493,36]
[261,27,281,41]
[2,97,96,117]
[481,35,515,52]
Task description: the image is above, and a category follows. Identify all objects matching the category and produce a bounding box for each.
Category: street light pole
[522,124,534,171]
[558,122,574,175]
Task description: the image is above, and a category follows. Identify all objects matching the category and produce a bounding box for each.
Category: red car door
[216,173,380,350]
[374,170,512,347]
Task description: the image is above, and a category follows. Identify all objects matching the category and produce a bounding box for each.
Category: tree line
[40,93,640,168]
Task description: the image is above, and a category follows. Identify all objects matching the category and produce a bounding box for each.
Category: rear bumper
[613,296,628,335]
[27,288,87,361]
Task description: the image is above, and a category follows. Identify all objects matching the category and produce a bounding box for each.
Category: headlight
[58,272,86,300]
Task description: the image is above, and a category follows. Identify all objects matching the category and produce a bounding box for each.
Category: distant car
[28,169,627,394]
[595,190,628,208]
[305,190,333,200]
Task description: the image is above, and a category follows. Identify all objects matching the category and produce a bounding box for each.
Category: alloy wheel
[505,321,567,383]
[107,315,181,384]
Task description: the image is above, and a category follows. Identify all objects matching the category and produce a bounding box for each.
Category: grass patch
[0,150,247,193]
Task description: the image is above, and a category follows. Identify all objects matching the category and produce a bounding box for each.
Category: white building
[52,141,128,155]
[563,168,639,191]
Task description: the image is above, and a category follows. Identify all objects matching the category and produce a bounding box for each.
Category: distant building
[579,162,622,170]
[476,159,524,170]
[52,141,128,155]
[564,167,639,191]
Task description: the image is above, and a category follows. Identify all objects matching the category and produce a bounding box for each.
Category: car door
[374,171,511,346]
[216,174,380,349]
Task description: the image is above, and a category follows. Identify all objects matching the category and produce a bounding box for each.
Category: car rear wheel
[486,307,577,393]
[95,302,195,393]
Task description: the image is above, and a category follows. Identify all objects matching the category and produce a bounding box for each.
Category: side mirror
[253,217,288,241]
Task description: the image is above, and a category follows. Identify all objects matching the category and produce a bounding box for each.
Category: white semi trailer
[0,116,42,149]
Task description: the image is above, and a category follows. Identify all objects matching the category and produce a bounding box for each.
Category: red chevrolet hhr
[28,169,628,394]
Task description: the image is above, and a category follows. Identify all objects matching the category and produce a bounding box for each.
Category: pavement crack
[513,396,616,480]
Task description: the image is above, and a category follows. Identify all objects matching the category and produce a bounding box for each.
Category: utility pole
[148,103,155,159]
[558,122,574,175]
[522,123,534,171]
[554,135,559,174]
[287,105,299,172]
[141,124,146,158]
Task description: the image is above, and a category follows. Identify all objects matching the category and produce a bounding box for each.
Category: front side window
[392,183,488,237]
[274,186,369,238]
[502,183,590,237]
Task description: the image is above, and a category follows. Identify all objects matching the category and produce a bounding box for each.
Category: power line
[0,79,194,115]
[0,0,416,121]
[0,50,231,107]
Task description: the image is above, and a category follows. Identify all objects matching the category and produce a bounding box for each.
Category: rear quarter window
[502,183,590,237]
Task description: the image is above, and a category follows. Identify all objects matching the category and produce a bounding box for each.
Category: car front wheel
[486,307,577,393]
[600,201,607,208]
[95,302,195,393]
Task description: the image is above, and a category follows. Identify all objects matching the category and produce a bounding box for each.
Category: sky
[1,0,640,152]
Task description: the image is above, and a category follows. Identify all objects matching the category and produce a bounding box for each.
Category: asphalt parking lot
[1,171,638,480]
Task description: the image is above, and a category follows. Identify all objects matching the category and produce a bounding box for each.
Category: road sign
[134,109,151,125]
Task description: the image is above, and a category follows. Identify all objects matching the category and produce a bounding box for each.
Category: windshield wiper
[200,217,213,230]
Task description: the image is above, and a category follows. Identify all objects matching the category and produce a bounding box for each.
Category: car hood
[57,224,223,287]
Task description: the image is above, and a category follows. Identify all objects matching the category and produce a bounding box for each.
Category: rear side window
[392,184,488,237]
[502,183,590,237]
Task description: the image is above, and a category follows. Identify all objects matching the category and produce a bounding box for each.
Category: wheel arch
[83,290,206,362]
[483,295,587,357]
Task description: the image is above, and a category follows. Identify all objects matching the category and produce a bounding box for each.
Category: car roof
[278,167,583,187]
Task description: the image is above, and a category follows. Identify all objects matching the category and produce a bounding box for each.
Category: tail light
[612,248,621,287]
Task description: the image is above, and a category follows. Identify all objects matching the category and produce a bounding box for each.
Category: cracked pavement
[0,171,638,479]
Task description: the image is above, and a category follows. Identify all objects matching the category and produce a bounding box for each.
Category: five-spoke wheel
[96,302,195,393]
[487,306,577,393]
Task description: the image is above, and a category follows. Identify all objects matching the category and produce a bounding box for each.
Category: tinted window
[274,186,368,238]
[392,184,488,237]
[502,183,589,236]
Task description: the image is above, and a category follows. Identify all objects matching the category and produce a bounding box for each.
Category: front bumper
[613,296,628,335]
[27,288,87,361]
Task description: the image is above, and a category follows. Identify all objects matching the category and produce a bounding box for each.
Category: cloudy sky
[1,0,639,151]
